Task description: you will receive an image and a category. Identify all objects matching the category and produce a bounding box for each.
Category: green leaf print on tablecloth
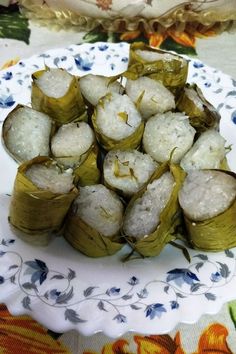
[160,37,197,56]
[228,300,236,329]
[0,5,30,44]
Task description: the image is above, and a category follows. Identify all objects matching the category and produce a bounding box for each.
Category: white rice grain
[80,74,123,106]
[4,107,51,162]
[179,170,236,221]
[143,112,196,163]
[126,77,175,120]
[25,164,74,194]
[51,122,94,157]
[36,68,73,98]
[104,149,157,195]
[96,93,142,141]
[75,185,124,237]
[180,130,226,171]
[123,172,174,238]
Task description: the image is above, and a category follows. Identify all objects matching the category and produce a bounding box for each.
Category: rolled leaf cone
[124,42,188,95]
[64,208,124,257]
[92,103,144,151]
[31,68,86,125]
[176,83,220,133]
[2,104,55,164]
[74,144,101,186]
[183,170,236,252]
[9,157,78,246]
[220,157,230,171]
[123,162,186,257]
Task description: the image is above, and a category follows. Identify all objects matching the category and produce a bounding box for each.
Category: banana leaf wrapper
[183,170,236,252]
[92,103,144,151]
[124,42,188,95]
[31,69,86,125]
[220,157,230,171]
[176,84,220,133]
[64,210,124,258]
[2,104,55,164]
[124,162,186,257]
[9,156,78,246]
[74,144,101,186]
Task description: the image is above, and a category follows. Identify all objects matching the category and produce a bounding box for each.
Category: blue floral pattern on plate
[0,219,236,337]
[0,43,236,337]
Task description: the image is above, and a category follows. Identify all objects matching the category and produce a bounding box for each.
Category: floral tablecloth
[1,4,236,354]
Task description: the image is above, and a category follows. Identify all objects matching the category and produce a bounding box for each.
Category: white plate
[0,42,236,338]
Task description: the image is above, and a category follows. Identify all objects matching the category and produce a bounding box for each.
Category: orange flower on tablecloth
[0,304,70,354]
[134,332,185,354]
[117,22,219,53]
[167,30,196,47]
[193,323,233,354]
[83,323,234,353]
[146,32,166,48]
[119,28,196,49]
[147,30,196,48]
[0,57,20,70]
[84,339,132,354]
[120,30,142,41]
[96,0,112,11]
[83,333,185,354]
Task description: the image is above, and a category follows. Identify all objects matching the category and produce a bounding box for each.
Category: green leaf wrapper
[182,170,236,252]
[9,156,78,246]
[124,42,188,95]
[220,157,231,171]
[31,68,86,125]
[124,162,186,257]
[74,144,101,186]
[176,83,220,133]
[64,209,124,258]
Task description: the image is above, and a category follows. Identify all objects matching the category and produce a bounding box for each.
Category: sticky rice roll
[9,157,78,246]
[25,163,74,194]
[179,170,236,222]
[64,185,124,257]
[124,43,188,94]
[143,112,196,163]
[103,149,157,196]
[123,171,174,239]
[79,74,123,106]
[31,67,86,125]
[125,76,175,120]
[73,185,123,237]
[180,130,226,171]
[92,92,144,150]
[2,105,52,163]
[122,162,185,257]
[178,170,236,251]
[51,121,95,168]
[35,68,73,98]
